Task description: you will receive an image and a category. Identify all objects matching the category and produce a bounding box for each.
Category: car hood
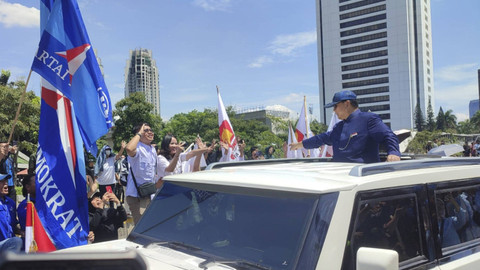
[58,239,235,270]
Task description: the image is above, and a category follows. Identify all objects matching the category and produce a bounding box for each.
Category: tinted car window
[434,185,480,250]
[344,193,424,269]
[131,182,338,270]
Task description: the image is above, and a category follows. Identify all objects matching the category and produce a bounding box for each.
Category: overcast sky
[0,0,478,122]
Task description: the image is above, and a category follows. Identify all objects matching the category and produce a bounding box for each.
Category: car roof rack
[349,158,480,177]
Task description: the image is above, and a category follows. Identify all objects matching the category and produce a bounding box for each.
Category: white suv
[60,157,480,270]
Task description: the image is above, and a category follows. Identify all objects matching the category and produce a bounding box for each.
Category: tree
[457,119,476,134]
[470,110,480,133]
[310,119,328,135]
[444,109,457,131]
[0,70,10,86]
[0,77,40,156]
[112,92,163,150]
[426,99,435,131]
[414,103,425,131]
[161,109,219,144]
[436,107,445,131]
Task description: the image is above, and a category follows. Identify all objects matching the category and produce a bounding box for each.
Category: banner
[31,0,113,249]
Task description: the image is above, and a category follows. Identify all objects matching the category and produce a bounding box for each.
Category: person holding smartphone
[88,192,127,243]
[94,141,126,198]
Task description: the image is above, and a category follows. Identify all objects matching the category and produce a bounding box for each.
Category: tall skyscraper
[125,49,160,115]
[316,0,434,130]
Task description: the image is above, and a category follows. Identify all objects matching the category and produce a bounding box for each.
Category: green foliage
[161,109,219,144]
[426,99,435,132]
[436,107,445,131]
[0,79,40,155]
[444,109,457,131]
[405,130,459,154]
[457,119,475,134]
[112,92,163,150]
[310,119,328,135]
[470,111,480,133]
[0,70,11,86]
[414,103,425,131]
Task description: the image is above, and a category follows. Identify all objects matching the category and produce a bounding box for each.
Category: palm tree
[444,109,457,130]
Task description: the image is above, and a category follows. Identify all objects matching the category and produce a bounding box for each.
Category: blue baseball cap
[0,174,11,181]
[325,90,357,108]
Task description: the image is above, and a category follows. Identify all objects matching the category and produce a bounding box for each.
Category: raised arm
[126,124,145,157]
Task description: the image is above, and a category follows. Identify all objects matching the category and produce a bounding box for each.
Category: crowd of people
[463,140,480,157]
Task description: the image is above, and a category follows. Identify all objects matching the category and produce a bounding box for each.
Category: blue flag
[32,0,112,249]
[32,0,113,154]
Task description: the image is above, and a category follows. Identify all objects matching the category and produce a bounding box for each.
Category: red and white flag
[295,97,320,157]
[217,87,240,161]
[25,198,56,253]
[287,123,304,158]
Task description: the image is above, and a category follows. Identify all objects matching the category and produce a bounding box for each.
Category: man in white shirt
[125,123,162,224]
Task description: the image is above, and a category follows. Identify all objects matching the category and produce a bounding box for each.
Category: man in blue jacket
[290,90,401,163]
[0,173,22,252]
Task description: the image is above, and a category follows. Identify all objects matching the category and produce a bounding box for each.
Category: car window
[343,192,424,270]
[434,185,480,251]
[131,182,338,270]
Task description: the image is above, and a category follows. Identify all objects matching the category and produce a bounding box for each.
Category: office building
[125,49,160,115]
[235,105,290,135]
[316,0,434,130]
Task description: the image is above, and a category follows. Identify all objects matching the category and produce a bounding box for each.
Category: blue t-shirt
[302,110,400,163]
[0,195,17,241]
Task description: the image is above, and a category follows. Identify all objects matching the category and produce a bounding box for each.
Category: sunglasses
[144,129,154,133]
[334,101,346,109]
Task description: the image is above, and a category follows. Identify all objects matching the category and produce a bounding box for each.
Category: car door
[427,179,480,270]
[342,184,438,270]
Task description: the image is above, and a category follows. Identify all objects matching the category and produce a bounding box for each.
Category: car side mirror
[357,247,398,270]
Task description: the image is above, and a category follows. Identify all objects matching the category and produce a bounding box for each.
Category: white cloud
[248,56,273,68]
[435,63,478,82]
[268,31,317,56]
[455,113,469,123]
[434,63,480,120]
[192,0,232,12]
[248,30,317,68]
[0,0,39,28]
[435,81,477,118]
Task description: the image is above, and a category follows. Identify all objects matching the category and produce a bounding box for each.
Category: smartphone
[105,186,114,207]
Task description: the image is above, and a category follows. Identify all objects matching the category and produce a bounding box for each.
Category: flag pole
[8,69,33,145]
[303,96,311,157]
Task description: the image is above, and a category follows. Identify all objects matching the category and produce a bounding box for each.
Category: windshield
[130,182,338,270]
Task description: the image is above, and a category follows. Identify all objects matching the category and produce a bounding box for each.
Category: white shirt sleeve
[156,155,170,178]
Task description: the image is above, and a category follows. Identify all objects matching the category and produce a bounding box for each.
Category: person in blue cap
[290,90,401,163]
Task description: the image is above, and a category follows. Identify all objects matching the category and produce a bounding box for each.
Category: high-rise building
[316,0,434,130]
[125,49,160,115]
